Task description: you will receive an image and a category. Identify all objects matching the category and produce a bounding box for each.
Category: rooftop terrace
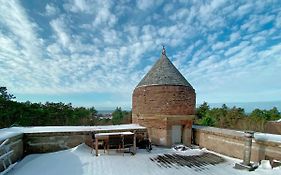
[6,144,281,175]
[1,124,281,175]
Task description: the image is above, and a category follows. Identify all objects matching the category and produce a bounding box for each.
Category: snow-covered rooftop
[254,133,281,143]
[0,124,146,140]
[6,144,281,175]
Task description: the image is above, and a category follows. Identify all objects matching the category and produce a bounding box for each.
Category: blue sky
[0,0,281,110]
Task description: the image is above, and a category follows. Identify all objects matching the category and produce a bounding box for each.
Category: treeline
[0,87,131,128]
[96,107,132,126]
[2,86,281,132]
[195,102,281,132]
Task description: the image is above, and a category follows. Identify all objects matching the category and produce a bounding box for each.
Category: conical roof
[136,47,193,88]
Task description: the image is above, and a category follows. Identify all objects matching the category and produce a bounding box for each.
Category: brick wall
[132,85,195,146]
[132,85,195,116]
[132,114,194,146]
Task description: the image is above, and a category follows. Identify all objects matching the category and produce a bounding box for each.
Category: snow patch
[254,133,281,143]
[171,144,203,156]
[6,124,145,133]
[0,130,22,141]
[260,160,272,169]
[7,143,281,175]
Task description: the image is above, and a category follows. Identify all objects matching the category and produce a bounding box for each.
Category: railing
[0,139,16,174]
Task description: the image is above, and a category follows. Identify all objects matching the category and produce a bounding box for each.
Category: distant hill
[97,110,114,114]
[203,101,281,113]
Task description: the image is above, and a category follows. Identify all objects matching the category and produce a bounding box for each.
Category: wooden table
[95,131,136,156]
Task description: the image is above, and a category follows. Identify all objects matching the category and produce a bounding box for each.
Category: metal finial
[162,45,166,55]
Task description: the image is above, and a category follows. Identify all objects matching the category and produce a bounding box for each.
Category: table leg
[107,139,109,153]
[133,132,136,155]
[95,138,98,156]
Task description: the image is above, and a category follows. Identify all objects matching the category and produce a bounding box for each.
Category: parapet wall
[24,128,146,154]
[0,125,147,172]
[2,124,280,172]
[24,131,91,154]
[192,125,281,162]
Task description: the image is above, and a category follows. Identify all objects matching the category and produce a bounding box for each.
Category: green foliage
[112,107,124,124]
[196,102,210,119]
[107,107,132,125]
[0,87,101,128]
[198,113,215,126]
[0,87,131,128]
[0,87,15,101]
[195,102,281,132]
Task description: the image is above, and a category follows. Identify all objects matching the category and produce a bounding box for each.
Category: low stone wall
[24,128,147,154]
[192,125,281,162]
[24,131,91,154]
[0,125,147,173]
[0,133,23,172]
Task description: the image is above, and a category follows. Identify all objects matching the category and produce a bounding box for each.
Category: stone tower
[132,47,196,146]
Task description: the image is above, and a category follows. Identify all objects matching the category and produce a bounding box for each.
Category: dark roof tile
[136,49,193,88]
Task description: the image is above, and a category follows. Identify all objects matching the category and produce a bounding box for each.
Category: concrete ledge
[192,125,244,140]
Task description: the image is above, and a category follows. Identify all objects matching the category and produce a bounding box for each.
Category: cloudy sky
[0,0,281,110]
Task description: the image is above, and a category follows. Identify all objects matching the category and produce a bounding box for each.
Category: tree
[198,113,215,126]
[196,102,210,119]
[89,107,98,117]
[112,107,124,125]
[266,107,280,121]
[0,87,15,101]
[224,107,245,129]
[250,109,266,120]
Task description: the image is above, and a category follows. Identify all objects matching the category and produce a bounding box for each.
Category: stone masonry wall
[24,132,91,154]
[23,128,147,154]
[193,125,281,162]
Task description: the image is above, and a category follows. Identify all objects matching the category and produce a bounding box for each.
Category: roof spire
[162,45,166,55]
[136,46,193,88]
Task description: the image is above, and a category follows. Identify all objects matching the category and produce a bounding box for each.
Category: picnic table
[94,131,136,156]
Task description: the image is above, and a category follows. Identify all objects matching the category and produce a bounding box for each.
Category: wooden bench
[0,139,14,174]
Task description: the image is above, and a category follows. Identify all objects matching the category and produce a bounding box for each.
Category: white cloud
[224,41,250,57]
[229,32,240,42]
[275,12,281,28]
[49,16,71,48]
[64,0,90,13]
[93,8,117,27]
[45,3,59,16]
[232,2,253,18]
[64,0,117,27]
[212,41,228,50]
[170,8,189,20]
[1,0,281,108]
[136,0,163,10]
